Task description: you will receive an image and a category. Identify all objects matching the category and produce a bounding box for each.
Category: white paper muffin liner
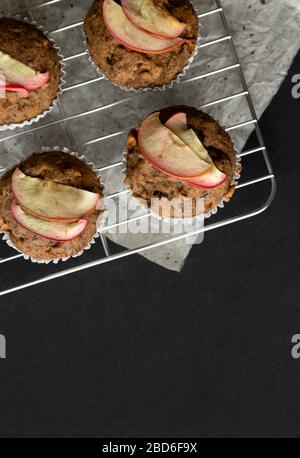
[0,17,66,131]
[122,132,241,223]
[85,1,202,93]
[0,146,107,264]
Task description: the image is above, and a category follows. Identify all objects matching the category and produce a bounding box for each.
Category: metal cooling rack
[0,0,276,296]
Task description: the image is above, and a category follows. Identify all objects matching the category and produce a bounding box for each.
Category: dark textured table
[0,51,299,438]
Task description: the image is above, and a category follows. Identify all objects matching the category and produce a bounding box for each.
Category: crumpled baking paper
[108,0,300,271]
[0,0,299,271]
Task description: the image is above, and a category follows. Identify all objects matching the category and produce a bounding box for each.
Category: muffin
[84,0,199,90]
[0,18,63,127]
[125,106,241,218]
[0,150,104,261]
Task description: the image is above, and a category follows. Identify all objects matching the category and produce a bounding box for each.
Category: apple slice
[166,112,228,188]
[0,85,29,97]
[103,0,185,55]
[138,112,211,179]
[186,167,228,189]
[11,200,88,242]
[0,51,50,90]
[12,168,100,223]
[121,0,186,39]
[165,112,213,165]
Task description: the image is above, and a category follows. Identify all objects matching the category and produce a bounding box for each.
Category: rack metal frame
[0,0,276,296]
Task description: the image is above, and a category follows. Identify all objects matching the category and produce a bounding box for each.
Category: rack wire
[0,0,276,296]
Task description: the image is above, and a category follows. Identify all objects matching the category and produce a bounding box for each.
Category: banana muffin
[125,106,241,218]
[84,0,199,90]
[0,18,62,127]
[0,151,104,261]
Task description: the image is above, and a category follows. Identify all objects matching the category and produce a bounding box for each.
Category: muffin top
[125,106,240,217]
[0,151,103,261]
[0,18,62,126]
[13,151,103,193]
[84,0,198,89]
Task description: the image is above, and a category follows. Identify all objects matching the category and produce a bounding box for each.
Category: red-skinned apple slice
[166,112,228,188]
[21,71,50,90]
[138,112,211,179]
[0,85,29,97]
[121,0,186,39]
[186,167,228,189]
[166,112,213,165]
[12,168,100,223]
[11,200,88,242]
[0,51,50,90]
[103,0,185,55]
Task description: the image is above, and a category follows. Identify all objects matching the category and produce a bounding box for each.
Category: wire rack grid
[0,0,276,296]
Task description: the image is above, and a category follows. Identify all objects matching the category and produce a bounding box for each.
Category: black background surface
[0,51,299,439]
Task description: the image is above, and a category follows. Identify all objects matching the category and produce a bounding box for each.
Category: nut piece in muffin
[0,151,104,261]
[0,18,62,127]
[84,0,199,90]
[125,106,242,218]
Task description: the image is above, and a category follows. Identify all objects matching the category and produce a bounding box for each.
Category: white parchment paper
[108,0,300,271]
